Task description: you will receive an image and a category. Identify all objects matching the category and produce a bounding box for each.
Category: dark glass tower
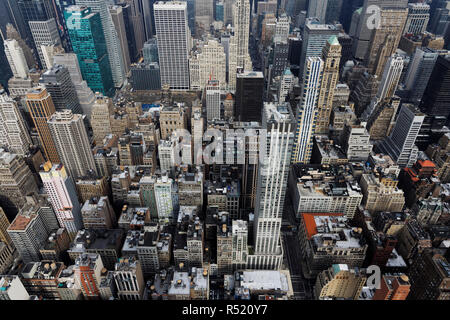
[234,71,264,122]
[65,6,114,97]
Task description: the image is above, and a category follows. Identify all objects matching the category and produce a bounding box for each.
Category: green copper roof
[328,35,340,46]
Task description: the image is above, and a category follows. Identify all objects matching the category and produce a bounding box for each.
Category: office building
[0,149,39,214]
[65,5,114,97]
[0,90,32,155]
[75,0,126,88]
[153,1,190,90]
[113,256,145,300]
[292,57,323,164]
[316,35,341,134]
[7,197,59,264]
[228,0,252,90]
[40,162,83,239]
[205,80,221,121]
[234,71,264,122]
[341,123,373,162]
[73,253,103,300]
[248,102,294,270]
[26,86,60,163]
[109,5,131,74]
[40,64,82,114]
[130,63,161,91]
[373,274,410,300]
[404,3,430,36]
[3,39,28,78]
[48,110,97,178]
[379,104,425,168]
[232,220,248,271]
[0,276,30,300]
[315,264,366,300]
[28,18,61,69]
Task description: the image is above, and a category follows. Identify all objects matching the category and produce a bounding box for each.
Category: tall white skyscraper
[0,90,32,155]
[75,0,127,87]
[39,163,83,239]
[379,104,425,168]
[3,39,29,79]
[248,102,295,270]
[154,1,190,90]
[48,109,97,179]
[28,18,61,70]
[205,80,221,121]
[228,0,252,91]
[154,175,174,223]
[292,57,324,164]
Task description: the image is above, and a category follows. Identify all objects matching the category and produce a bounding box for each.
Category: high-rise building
[0,207,12,246]
[292,57,323,164]
[404,48,441,105]
[28,18,61,69]
[278,69,295,102]
[90,95,113,145]
[40,64,82,114]
[314,264,366,300]
[7,197,59,263]
[342,123,373,162]
[228,0,252,90]
[316,35,341,134]
[351,0,408,64]
[195,0,214,28]
[307,0,328,23]
[154,175,174,223]
[75,0,126,88]
[234,71,264,122]
[48,109,96,178]
[153,1,190,90]
[143,38,159,64]
[420,55,450,119]
[113,256,145,300]
[0,90,32,155]
[65,6,114,97]
[52,52,96,118]
[0,276,30,300]
[39,162,83,239]
[74,252,103,300]
[3,39,28,78]
[205,80,221,121]
[379,104,425,168]
[232,219,248,271]
[404,3,430,36]
[189,39,226,90]
[299,18,339,79]
[109,5,131,75]
[408,251,450,300]
[26,86,60,163]
[248,102,294,270]
[0,149,39,215]
[81,196,115,229]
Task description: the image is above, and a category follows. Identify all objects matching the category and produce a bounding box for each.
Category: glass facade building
[64,6,114,97]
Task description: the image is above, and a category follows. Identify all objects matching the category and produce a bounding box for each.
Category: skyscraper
[3,39,28,79]
[28,18,61,69]
[307,0,328,23]
[292,57,323,164]
[404,3,430,36]
[39,162,83,239]
[153,1,190,90]
[316,35,341,134]
[75,0,126,88]
[48,109,96,178]
[195,0,214,28]
[299,18,339,78]
[26,86,60,163]
[65,6,114,97]
[248,102,295,270]
[0,89,32,155]
[40,64,82,114]
[228,0,252,90]
[7,197,59,263]
[378,104,425,168]
[234,71,264,122]
[109,5,131,75]
[205,80,221,121]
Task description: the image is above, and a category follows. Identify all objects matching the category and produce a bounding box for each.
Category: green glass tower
[64,5,114,97]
